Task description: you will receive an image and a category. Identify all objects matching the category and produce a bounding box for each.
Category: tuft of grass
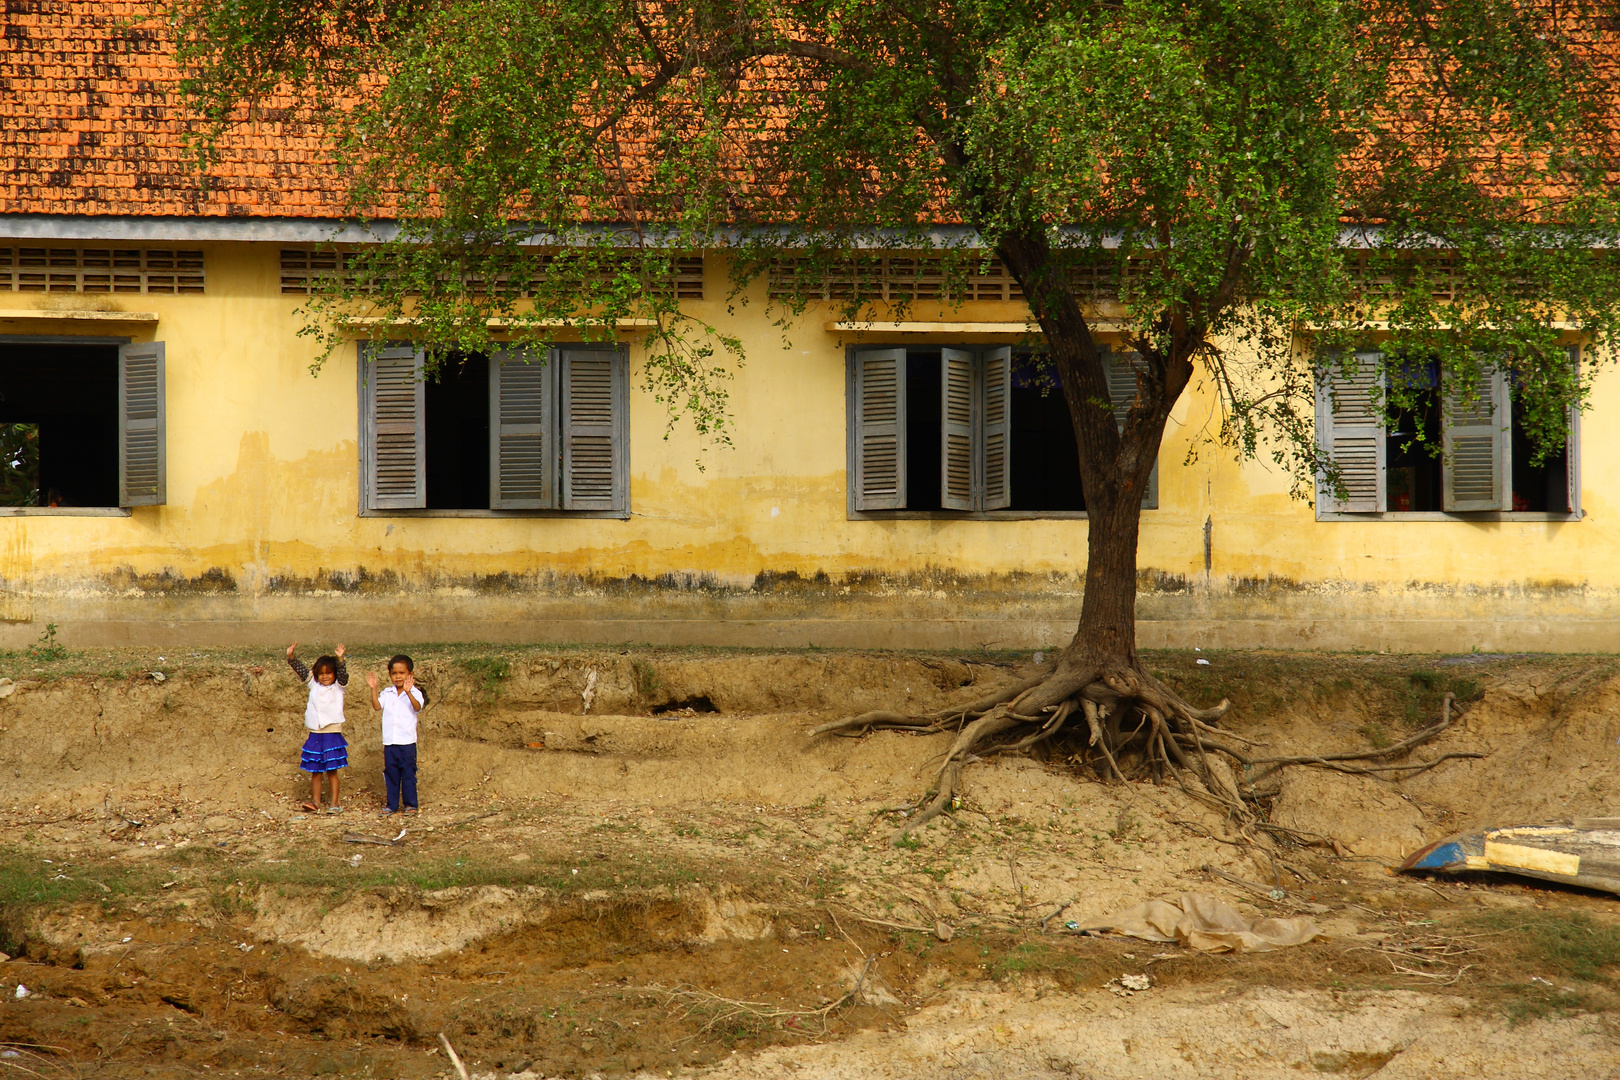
[631,659,661,698]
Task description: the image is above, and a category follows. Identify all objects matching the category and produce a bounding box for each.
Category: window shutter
[940,348,975,510]
[489,350,556,509]
[981,346,1012,510]
[560,347,627,512]
[849,348,907,510]
[118,341,166,506]
[1567,345,1582,516]
[1442,365,1507,512]
[1314,351,1385,513]
[360,344,426,510]
[1104,348,1159,510]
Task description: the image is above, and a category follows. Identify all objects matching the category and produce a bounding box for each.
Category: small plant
[460,656,511,709]
[894,834,923,851]
[1357,722,1392,750]
[28,623,66,663]
[631,658,661,697]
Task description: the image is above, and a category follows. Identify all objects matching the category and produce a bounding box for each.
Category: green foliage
[460,656,512,709]
[29,623,67,664]
[631,659,661,698]
[0,424,39,508]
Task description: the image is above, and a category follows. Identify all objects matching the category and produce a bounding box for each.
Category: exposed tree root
[815,657,1478,849]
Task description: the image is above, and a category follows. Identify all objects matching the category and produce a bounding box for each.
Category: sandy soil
[0,647,1614,1078]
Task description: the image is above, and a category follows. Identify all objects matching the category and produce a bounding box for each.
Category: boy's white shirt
[304,678,346,733]
[379,685,424,745]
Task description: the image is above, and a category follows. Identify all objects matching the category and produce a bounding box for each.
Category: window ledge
[850,509,1094,521]
[0,507,133,517]
[359,508,630,520]
[1316,510,1583,522]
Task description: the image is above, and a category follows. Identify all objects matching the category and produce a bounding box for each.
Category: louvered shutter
[1566,345,1582,516]
[560,347,627,512]
[982,346,1012,510]
[118,342,166,506]
[1104,348,1159,509]
[489,350,556,509]
[850,348,907,510]
[941,348,975,510]
[360,344,426,510]
[1314,352,1385,513]
[1442,365,1507,512]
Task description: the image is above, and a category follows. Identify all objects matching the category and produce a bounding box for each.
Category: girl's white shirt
[304,677,347,732]
[378,685,424,746]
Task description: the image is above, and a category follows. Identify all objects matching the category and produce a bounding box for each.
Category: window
[846,345,1155,516]
[358,344,628,515]
[1316,348,1580,518]
[0,340,166,512]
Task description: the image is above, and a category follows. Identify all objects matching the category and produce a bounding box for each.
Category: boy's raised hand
[366,672,379,690]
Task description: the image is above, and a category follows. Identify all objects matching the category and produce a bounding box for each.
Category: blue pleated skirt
[300,731,349,774]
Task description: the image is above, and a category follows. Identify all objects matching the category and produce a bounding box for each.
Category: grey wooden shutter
[941,348,975,510]
[118,341,166,506]
[850,348,907,510]
[560,346,627,512]
[1442,365,1507,512]
[982,346,1012,510]
[489,350,556,509]
[1314,351,1386,513]
[1566,345,1582,516]
[1104,348,1159,509]
[360,344,426,510]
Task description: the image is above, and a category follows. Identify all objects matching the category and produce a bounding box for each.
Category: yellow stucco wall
[0,242,1613,651]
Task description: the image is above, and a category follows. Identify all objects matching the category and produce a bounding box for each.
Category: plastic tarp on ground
[1093,893,1324,953]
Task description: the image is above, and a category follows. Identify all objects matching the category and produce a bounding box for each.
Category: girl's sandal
[325,806,344,815]
[299,802,320,813]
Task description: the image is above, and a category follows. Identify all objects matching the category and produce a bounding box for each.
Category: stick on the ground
[437,1033,470,1080]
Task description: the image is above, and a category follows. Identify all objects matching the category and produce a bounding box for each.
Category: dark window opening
[0,344,118,507]
[1510,397,1569,513]
[904,351,943,510]
[1010,357,1086,511]
[896,350,1087,512]
[424,353,490,510]
[1385,361,1443,512]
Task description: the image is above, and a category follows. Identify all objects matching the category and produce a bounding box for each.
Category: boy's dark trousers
[383,743,418,811]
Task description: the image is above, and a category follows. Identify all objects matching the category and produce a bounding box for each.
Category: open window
[0,339,165,511]
[358,343,627,515]
[848,344,1151,515]
[1316,348,1580,518]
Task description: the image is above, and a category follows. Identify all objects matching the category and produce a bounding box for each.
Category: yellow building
[0,9,1605,652]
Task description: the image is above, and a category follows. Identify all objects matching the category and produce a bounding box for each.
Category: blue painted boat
[1401,818,1620,896]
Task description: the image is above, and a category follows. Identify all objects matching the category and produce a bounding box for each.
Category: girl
[367,654,426,815]
[287,641,349,813]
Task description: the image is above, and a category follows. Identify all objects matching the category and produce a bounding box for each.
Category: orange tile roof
[0,0,348,218]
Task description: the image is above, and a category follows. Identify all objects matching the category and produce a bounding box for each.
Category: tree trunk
[997,229,1190,672]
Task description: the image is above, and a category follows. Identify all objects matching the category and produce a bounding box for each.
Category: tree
[172,0,1620,827]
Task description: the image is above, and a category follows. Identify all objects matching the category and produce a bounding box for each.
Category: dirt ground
[0,645,1616,1079]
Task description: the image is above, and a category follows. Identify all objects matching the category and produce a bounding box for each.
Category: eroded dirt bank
[0,647,1615,1078]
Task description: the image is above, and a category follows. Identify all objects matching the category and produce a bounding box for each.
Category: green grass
[1465,909,1620,1023]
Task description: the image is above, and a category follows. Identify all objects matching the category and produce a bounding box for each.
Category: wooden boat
[1400,818,1620,897]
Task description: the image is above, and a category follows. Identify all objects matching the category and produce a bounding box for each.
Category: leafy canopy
[171,0,1620,484]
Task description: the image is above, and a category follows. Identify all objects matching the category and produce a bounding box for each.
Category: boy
[366,654,426,815]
